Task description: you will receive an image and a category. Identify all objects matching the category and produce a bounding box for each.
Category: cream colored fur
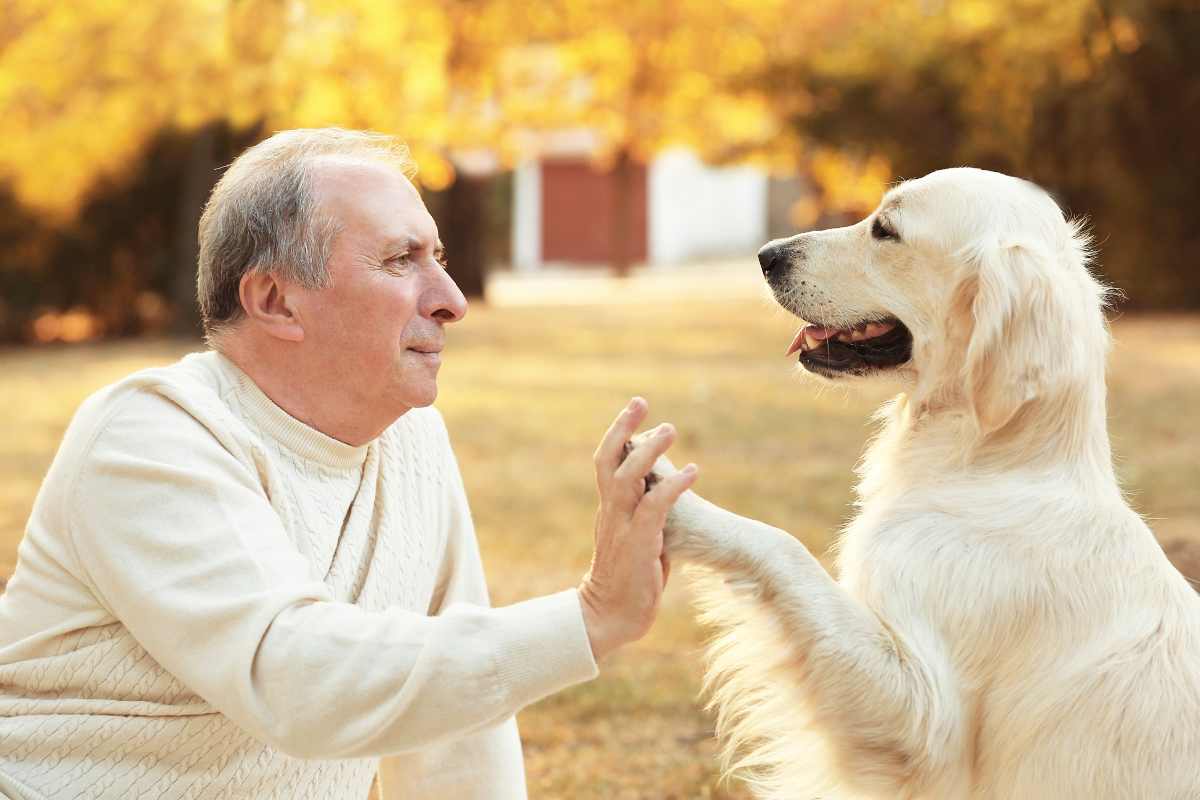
[662,168,1200,799]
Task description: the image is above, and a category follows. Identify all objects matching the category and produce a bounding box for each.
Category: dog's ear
[959,239,1066,438]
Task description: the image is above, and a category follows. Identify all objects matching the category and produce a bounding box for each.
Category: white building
[511,145,771,271]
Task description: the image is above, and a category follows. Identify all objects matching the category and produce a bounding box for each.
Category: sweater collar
[211,352,370,470]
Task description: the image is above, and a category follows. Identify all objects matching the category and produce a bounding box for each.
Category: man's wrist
[578,582,620,662]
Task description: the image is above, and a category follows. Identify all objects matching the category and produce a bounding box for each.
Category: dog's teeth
[850,329,867,342]
[863,321,897,339]
[803,331,820,351]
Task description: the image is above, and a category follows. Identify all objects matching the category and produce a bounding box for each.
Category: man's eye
[871,217,900,242]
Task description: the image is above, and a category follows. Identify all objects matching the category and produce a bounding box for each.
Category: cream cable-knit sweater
[0,351,598,800]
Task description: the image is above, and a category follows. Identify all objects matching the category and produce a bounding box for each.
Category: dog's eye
[872,217,900,242]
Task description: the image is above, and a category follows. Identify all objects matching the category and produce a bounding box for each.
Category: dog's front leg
[666,491,966,798]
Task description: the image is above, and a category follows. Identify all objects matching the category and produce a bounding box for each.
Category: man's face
[295,156,467,422]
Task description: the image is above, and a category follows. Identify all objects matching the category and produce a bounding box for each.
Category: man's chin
[395,383,438,413]
[393,356,441,410]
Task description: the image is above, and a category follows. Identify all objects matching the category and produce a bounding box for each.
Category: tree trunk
[170,123,219,337]
[439,174,489,299]
[610,147,636,278]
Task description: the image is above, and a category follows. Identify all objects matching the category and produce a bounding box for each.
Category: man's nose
[757,242,785,280]
[428,267,468,323]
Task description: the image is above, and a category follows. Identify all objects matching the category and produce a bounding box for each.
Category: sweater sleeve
[379,413,599,799]
[65,389,597,760]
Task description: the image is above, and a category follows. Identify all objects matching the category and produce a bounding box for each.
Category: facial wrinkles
[353,251,388,274]
[349,226,428,280]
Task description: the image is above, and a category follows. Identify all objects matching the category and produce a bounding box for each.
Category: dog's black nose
[757,242,784,279]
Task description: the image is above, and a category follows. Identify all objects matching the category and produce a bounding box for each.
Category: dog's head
[762,167,1109,437]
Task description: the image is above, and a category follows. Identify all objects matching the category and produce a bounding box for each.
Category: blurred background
[2,1,1199,797]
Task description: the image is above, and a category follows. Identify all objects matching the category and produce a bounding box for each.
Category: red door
[540,158,647,266]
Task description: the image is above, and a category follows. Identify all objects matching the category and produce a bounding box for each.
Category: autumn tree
[744,0,1200,306]
[2,0,1196,343]
[0,0,520,338]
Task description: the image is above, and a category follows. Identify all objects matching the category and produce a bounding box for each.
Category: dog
[654,168,1200,799]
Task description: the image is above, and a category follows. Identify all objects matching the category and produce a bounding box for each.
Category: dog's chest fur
[835,483,1122,680]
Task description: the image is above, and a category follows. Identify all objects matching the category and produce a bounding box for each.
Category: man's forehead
[310,155,435,240]
[309,154,417,201]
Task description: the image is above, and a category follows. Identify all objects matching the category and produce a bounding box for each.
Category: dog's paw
[618,435,719,561]
[620,439,661,495]
[621,432,684,495]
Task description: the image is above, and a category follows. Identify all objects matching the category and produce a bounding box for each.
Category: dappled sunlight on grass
[1,270,1197,797]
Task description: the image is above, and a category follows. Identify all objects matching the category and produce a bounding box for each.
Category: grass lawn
[2,262,1198,798]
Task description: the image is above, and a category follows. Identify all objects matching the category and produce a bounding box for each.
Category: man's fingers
[615,424,676,486]
[594,397,648,477]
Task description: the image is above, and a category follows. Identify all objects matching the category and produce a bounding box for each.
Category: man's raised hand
[579,397,698,661]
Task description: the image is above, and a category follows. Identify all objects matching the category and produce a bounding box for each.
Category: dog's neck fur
[856,360,1117,505]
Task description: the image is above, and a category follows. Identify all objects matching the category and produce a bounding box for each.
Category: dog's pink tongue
[784,325,838,356]
[807,325,838,341]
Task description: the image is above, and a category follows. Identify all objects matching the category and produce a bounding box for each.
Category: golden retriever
[656,168,1200,799]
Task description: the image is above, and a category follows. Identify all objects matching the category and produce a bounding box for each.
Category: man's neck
[216,334,403,446]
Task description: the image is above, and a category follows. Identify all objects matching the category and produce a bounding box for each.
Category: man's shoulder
[77,348,220,413]
[66,351,244,460]
[33,352,252,525]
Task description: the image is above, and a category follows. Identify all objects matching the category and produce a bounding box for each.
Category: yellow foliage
[808,148,892,219]
[0,0,1145,213]
[789,195,821,229]
[31,307,102,343]
[1110,15,1142,53]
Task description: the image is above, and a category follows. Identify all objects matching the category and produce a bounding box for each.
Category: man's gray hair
[197,127,416,339]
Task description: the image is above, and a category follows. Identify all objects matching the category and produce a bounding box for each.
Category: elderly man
[0,128,696,799]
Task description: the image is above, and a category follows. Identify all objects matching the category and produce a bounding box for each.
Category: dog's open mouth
[786,317,913,376]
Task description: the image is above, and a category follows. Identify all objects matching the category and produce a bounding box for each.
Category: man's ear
[238,270,305,342]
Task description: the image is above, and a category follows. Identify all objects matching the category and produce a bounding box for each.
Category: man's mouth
[785,317,913,377]
[407,346,443,364]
